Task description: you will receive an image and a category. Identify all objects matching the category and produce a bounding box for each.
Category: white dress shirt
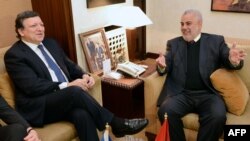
[22,40,68,89]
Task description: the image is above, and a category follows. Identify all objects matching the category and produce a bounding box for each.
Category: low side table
[101,58,156,119]
[101,77,144,119]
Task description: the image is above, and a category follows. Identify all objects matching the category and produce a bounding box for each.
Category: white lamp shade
[110,6,152,29]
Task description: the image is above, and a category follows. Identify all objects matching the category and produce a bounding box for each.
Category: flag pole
[155,112,170,141]
[105,123,110,132]
[100,123,112,141]
[164,113,168,120]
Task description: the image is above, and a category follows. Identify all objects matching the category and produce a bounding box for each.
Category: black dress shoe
[112,118,148,138]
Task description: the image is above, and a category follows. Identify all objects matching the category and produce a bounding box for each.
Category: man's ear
[18,28,24,37]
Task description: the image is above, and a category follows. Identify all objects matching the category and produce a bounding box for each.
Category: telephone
[116,61,146,78]
[102,71,123,80]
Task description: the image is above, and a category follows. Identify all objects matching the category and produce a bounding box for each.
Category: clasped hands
[229,42,247,66]
[67,74,95,91]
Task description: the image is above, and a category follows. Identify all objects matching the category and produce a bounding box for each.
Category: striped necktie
[38,44,66,82]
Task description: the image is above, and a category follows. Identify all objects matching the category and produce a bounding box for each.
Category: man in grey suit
[0,96,40,141]
[4,10,148,141]
[156,9,246,141]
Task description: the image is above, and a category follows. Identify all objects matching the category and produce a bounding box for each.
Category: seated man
[156,9,246,141]
[0,96,40,141]
[4,10,148,141]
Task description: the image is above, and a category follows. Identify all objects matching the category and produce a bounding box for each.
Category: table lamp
[110,6,152,29]
[109,6,152,60]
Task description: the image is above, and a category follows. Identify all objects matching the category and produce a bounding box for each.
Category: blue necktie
[38,44,66,82]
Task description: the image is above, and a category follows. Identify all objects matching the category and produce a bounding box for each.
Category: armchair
[0,46,102,141]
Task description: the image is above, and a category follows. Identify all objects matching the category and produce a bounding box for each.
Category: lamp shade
[110,6,152,29]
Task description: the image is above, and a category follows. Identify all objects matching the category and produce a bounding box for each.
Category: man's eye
[186,22,192,26]
[30,25,37,28]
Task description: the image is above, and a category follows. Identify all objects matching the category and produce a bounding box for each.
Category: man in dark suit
[0,96,40,141]
[156,9,246,141]
[4,11,148,141]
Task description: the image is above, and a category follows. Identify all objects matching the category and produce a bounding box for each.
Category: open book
[116,61,146,78]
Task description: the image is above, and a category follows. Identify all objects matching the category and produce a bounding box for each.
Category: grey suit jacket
[4,38,86,126]
[157,33,243,106]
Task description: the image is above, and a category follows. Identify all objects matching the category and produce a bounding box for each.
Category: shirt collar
[193,33,201,42]
[22,40,42,51]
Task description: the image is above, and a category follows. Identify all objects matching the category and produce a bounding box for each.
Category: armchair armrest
[140,71,166,133]
[88,74,102,105]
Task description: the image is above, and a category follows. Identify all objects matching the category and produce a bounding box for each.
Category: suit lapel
[20,42,52,77]
[199,34,208,78]
[176,39,188,85]
[178,39,187,74]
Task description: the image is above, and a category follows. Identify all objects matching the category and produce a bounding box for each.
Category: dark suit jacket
[4,38,86,126]
[157,33,243,106]
[0,96,29,128]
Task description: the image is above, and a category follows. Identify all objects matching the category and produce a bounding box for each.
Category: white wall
[71,0,133,70]
[146,0,250,54]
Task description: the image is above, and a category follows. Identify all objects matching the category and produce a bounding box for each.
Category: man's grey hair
[183,9,203,22]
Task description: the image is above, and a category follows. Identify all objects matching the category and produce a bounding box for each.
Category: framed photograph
[211,0,250,13]
[79,28,113,75]
[87,0,125,8]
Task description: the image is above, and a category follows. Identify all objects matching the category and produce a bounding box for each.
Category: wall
[71,0,133,69]
[0,0,32,47]
[0,0,132,70]
[146,0,250,54]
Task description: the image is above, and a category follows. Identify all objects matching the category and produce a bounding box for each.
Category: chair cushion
[210,68,249,116]
[34,121,77,141]
[182,101,250,134]
[0,72,15,108]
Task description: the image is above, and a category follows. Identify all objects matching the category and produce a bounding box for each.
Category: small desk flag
[100,123,112,141]
[155,113,170,141]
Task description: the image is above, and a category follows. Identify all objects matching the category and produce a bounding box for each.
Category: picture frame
[105,27,129,66]
[79,28,113,75]
[87,0,125,8]
[211,0,250,13]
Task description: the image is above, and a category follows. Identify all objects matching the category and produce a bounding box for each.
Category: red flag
[155,115,170,141]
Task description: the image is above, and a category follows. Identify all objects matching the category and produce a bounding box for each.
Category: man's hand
[67,78,89,91]
[24,128,41,141]
[67,74,95,91]
[156,52,167,69]
[82,74,95,89]
[229,42,247,66]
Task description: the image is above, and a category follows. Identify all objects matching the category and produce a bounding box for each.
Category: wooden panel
[126,29,137,61]
[87,0,125,8]
[31,0,77,62]
[134,0,147,60]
